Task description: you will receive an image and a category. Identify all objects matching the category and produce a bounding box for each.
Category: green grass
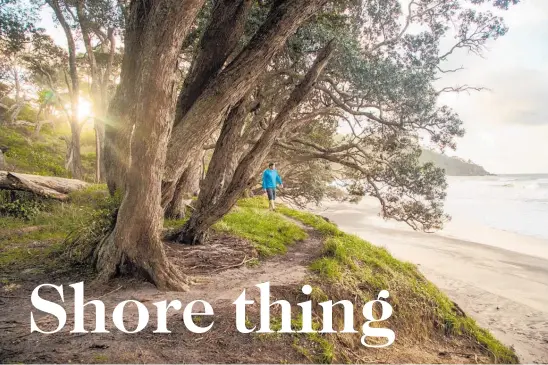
[164,197,307,257]
[214,205,307,257]
[277,206,341,237]
[274,199,518,364]
[0,185,117,273]
[0,125,68,177]
[0,124,97,180]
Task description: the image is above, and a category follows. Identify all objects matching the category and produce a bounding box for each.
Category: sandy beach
[309,198,548,363]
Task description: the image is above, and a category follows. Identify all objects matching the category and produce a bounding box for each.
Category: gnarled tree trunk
[162,0,328,206]
[66,121,83,180]
[163,150,204,219]
[172,96,252,243]
[93,0,205,290]
[161,0,254,206]
[176,40,336,244]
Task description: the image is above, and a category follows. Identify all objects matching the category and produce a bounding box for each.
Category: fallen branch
[0,171,89,200]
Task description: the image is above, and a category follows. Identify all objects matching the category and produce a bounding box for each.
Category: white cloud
[437,0,548,173]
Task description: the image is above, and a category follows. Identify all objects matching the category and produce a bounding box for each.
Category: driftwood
[0,171,88,200]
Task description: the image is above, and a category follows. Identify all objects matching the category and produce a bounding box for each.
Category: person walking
[262,162,283,211]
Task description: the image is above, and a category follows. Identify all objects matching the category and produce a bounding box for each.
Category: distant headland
[420,150,491,176]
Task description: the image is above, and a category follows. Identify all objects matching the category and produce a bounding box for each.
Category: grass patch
[277,206,340,237]
[0,125,68,177]
[0,124,96,180]
[163,197,306,257]
[0,185,117,273]
[273,199,518,363]
[214,205,307,257]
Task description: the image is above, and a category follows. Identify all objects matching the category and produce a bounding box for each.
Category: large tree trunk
[162,0,328,206]
[175,0,254,123]
[47,0,84,180]
[95,29,116,183]
[67,122,83,180]
[163,151,204,219]
[160,0,254,206]
[94,0,205,290]
[75,1,114,183]
[176,41,335,244]
[171,97,251,244]
[0,171,88,200]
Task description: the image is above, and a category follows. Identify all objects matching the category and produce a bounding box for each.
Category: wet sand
[309,198,548,363]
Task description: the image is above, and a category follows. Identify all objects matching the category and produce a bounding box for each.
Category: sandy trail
[0,224,323,340]
[312,200,548,363]
[0,224,327,364]
[109,225,323,307]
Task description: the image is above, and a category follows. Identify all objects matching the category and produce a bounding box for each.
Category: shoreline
[308,198,548,363]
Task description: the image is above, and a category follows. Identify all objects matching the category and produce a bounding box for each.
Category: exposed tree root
[92,229,122,282]
[166,223,209,246]
[147,259,190,291]
[92,228,190,291]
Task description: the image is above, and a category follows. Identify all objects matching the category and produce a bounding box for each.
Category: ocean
[445,174,548,240]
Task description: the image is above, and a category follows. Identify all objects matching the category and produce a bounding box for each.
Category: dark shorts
[266,188,276,201]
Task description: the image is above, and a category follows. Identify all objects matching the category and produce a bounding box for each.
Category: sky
[435,0,548,174]
[37,1,548,174]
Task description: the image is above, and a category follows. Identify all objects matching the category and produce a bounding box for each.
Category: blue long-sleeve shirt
[262,169,282,189]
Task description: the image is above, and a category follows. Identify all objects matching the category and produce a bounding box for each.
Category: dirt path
[0,221,325,363]
[0,216,502,364]
[97,222,324,307]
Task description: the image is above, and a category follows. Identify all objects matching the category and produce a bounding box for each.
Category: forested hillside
[420,150,491,176]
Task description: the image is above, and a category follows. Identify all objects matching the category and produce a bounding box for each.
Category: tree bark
[175,0,254,124]
[161,0,253,206]
[47,0,83,180]
[76,0,102,182]
[0,151,5,170]
[95,0,205,290]
[0,171,88,200]
[163,150,204,219]
[176,40,335,244]
[7,68,23,124]
[172,96,250,244]
[75,1,115,183]
[162,0,328,205]
[65,122,83,179]
[96,29,116,183]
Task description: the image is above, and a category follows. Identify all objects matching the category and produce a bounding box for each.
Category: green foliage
[0,191,45,220]
[236,197,270,209]
[0,185,118,272]
[16,103,38,122]
[68,184,110,207]
[0,0,38,54]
